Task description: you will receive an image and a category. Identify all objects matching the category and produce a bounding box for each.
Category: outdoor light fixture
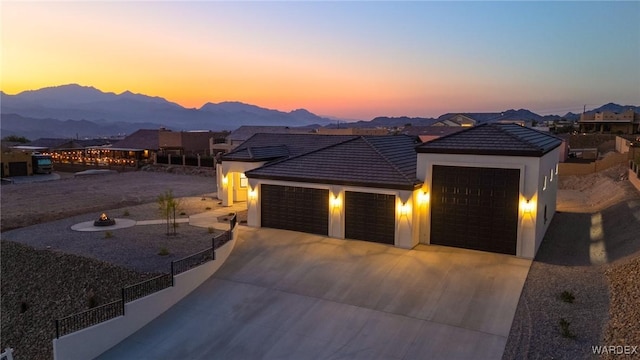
[248,188,257,200]
[330,195,342,209]
[418,191,430,205]
[398,202,410,216]
[522,199,534,215]
[222,175,228,185]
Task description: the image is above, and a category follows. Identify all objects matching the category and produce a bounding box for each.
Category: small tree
[157,190,181,235]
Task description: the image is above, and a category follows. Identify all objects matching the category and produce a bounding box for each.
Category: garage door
[8,162,28,177]
[261,184,329,235]
[345,191,395,245]
[430,165,520,255]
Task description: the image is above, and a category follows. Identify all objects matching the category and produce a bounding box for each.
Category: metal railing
[171,248,215,276]
[122,274,173,303]
[54,213,238,338]
[55,299,123,338]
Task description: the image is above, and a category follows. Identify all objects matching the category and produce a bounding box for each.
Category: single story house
[218,124,562,259]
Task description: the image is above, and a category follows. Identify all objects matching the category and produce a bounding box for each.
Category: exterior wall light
[248,187,257,200]
[398,202,410,217]
[418,191,430,205]
[222,175,228,185]
[330,195,342,209]
[522,199,535,215]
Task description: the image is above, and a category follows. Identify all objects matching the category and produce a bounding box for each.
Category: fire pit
[94,213,116,227]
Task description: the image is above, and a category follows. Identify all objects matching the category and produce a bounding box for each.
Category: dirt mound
[558,164,634,212]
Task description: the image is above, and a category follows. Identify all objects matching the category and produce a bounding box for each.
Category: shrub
[158,247,170,256]
[180,211,186,216]
[123,210,130,216]
[560,290,575,303]
[205,207,212,210]
[87,290,98,309]
[559,318,576,339]
[104,231,113,239]
[208,227,215,234]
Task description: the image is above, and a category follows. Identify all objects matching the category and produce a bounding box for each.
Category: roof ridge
[361,136,415,184]
[493,124,544,150]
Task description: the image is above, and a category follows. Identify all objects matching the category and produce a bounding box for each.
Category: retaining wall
[52,226,238,360]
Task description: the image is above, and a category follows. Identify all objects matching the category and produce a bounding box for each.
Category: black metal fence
[122,274,173,303]
[172,248,215,276]
[56,299,123,338]
[54,213,238,339]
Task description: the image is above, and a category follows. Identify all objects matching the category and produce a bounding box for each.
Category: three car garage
[229,124,562,258]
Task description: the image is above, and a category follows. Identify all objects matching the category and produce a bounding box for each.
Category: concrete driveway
[98,227,531,360]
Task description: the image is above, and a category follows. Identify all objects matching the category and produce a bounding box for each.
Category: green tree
[157,190,181,235]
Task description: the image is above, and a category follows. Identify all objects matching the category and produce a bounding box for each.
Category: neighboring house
[220,124,562,259]
[210,126,312,155]
[159,129,227,156]
[432,114,476,127]
[0,149,33,177]
[578,109,640,134]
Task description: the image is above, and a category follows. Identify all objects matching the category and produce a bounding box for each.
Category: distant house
[432,114,476,127]
[210,126,312,155]
[219,124,562,259]
[158,129,227,156]
[578,109,640,134]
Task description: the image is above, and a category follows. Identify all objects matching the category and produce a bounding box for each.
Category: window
[555,163,559,175]
[543,175,547,191]
[240,173,248,188]
[550,168,554,182]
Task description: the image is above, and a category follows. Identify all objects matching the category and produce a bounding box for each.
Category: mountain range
[1,84,638,140]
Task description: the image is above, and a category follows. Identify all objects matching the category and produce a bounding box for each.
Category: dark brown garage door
[8,162,28,177]
[261,184,329,235]
[345,191,395,245]
[431,165,520,255]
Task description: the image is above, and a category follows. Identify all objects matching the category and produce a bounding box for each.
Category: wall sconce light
[398,202,410,216]
[417,191,430,205]
[248,187,257,200]
[330,195,342,209]
[522,199,534,215]
[222,175,228,185]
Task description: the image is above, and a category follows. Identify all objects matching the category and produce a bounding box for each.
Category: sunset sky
[2,1,639,120]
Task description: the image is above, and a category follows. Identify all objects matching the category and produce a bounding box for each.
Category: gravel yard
[503,165,640,359]
[0,170,224,360]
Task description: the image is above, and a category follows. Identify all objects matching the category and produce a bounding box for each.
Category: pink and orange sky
[2,2,639,120]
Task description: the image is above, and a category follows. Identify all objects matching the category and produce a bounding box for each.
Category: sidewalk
[188,202,247,231]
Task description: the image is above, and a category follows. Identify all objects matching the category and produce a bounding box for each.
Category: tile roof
[416,123,562,157]
[111,129,160,150]
[223,133,357,162]
[246,135,421,190]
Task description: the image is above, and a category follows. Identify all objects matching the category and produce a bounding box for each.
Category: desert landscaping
[1,166,639,360]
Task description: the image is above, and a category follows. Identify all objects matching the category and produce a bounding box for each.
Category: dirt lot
[0,171,216,232]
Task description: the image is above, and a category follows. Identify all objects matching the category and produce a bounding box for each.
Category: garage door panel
[345,191,395,245]
[261,184,328,235]
[431,165,519,255]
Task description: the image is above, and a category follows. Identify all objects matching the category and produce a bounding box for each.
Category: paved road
[98,227,531,360]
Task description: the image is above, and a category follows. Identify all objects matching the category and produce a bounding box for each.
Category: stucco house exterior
[219,124,562,259]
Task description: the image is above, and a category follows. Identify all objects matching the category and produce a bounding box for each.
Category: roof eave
[245,173,422,191]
